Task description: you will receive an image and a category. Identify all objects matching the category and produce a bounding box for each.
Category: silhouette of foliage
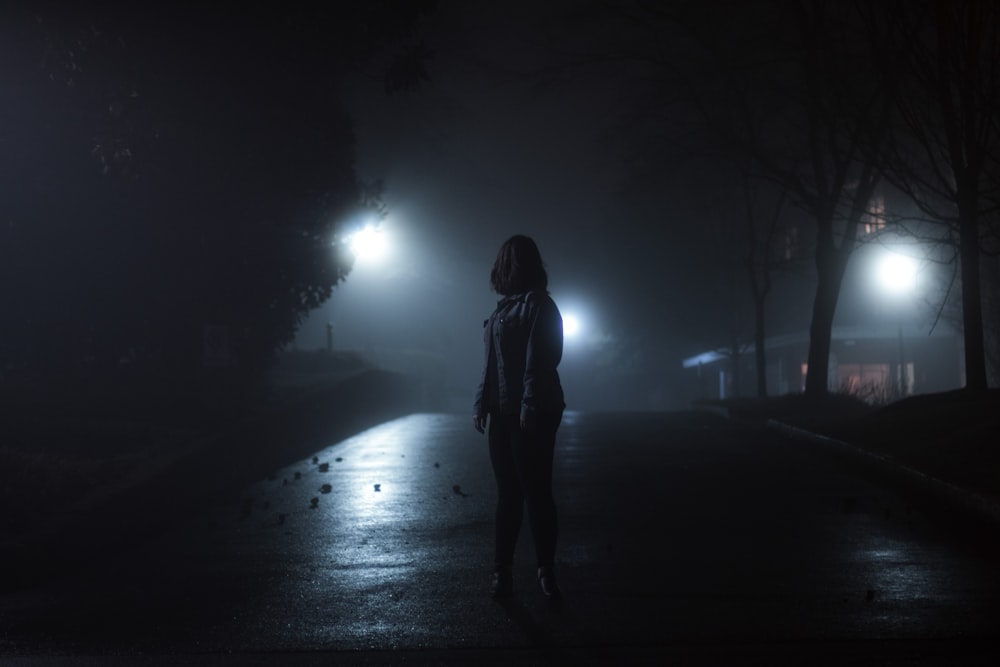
[0,4,435,414]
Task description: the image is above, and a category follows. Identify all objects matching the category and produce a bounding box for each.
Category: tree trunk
[805,282,834,396]
[753,293,767,397]
[804,236,851,397]
[958,209,988,392]
[730,337,742,399]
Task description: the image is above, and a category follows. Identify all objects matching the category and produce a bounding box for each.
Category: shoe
[537,566,561,599]
[490,567,513,599]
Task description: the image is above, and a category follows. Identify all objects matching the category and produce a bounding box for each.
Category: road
[2,411,1000,665]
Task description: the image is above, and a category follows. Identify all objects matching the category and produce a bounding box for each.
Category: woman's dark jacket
[474,290,565,422]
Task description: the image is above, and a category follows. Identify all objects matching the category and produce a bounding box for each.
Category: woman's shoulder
[523,289,558,311]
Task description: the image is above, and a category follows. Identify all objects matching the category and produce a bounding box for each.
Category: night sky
[293,0,775,411]
[4,1,967,414]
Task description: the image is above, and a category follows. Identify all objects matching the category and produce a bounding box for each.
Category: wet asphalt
[2,410,1000,665]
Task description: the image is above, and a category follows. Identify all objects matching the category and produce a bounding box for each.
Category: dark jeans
[488,412,562,569]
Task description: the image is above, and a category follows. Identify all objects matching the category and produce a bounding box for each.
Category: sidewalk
[0,365,423,592]
[702,389,1000,534]
[768,419,1000,531]
[5,378,996,594]
[4,407,1000,665]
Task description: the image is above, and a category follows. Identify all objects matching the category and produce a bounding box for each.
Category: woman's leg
[511,412,561,569]
[488,415,523,568]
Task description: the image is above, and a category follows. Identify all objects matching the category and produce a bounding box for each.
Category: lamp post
[876,251,918,399]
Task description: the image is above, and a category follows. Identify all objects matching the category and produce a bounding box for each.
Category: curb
[769,419,1000,532]
[692,404,730,419]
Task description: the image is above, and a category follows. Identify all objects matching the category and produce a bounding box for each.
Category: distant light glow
[682,349,727,369]
[562,314,580,338]
[349,225,387,262]
[877,252,917,295]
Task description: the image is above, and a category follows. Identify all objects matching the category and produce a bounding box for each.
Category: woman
[473,234,566,599]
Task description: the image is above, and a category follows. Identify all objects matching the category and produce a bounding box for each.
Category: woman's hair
[490,234,548,295]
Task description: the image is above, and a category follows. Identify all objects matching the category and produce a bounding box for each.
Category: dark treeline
[0,4,434,418]
[534,0,1000,395]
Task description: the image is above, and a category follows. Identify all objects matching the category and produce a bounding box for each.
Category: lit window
[862,196,886,236]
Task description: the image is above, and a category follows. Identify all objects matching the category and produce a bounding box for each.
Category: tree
[693,1,898,397]
[693,164,792,399]
[0,4,435,410]
[880,0,1000,393]
[527,0,899,397]
[740,169,790,397]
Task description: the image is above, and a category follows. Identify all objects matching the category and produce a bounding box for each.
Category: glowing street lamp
[348,224,388,264]
[876,251,918,296]
[562,313,580,338]
[875,250,918,398]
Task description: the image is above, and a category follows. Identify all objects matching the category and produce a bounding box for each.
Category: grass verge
[700,388,1000,500]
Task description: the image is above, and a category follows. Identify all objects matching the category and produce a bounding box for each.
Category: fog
[4,1,977,421]
[4,7,997,654]
[292,2,732,412]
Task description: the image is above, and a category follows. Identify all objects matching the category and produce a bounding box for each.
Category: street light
[324,222,389,353]
[877,252,918,296]
[348,224,389,264]
[562,313,580,338]
[875,250,918,398]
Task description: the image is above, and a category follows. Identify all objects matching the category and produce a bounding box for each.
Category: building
[681,231,966,403]
[682,324,963,403]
